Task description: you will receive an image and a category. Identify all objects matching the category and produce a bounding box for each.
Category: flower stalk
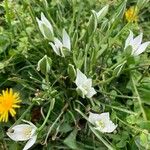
[38,98,55,132]
[131,76,147,121]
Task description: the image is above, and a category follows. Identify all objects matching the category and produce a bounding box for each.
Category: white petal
[98,112,110,121]
[132,32,143,52]
[75,69,87,87]
[84,79,92,88]
[134,41,150,56]
[62,29,71,50]
[22,120,37,137]
[23,136,37,150]
[54,38,63,50]
[94,113,117,133]
[104,121,117,133]
[86,87,96,98]
[89,112,107,124]
[125,30,133,49]
[36,18,45,38]
[41,12,53,33]
[95,122,117,133]
[36,17,41,27]
[49,42,60,56]
[22,120,37,129]
[89,112,99,124]
[76,86,87,98]
[7,124,33,141]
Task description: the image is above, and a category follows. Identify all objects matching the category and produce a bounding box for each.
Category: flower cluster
[6,6,150,150]
[36,13,71,57]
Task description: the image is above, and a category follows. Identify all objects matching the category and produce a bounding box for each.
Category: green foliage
[0,0,150,149]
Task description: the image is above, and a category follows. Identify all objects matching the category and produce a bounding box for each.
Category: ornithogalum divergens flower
[75,69,96,98]
[49,29,71,57]
[7,120,37,150]
[124,30,150,56]
[36,12,54,41]
[89,112,117,133]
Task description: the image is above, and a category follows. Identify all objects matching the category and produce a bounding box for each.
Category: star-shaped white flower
[36,12,54,40]
[49,29,71,57]
[7,120,37,150]
[124,30,150,56]
[75,69,96,98]
[89,112,117,133]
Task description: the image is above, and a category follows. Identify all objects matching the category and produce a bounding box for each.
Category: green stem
[89,98,95,107]
[99,102,137,115]
[138,66,150,83]
[4,0,11,26]
[75,108,89,121]
[110,22,130,45]
[38,98,55,131]
[100,91,138,99]
[117,117,150,135]
[84,34,94,74]
[124,63,150,72]
[89,125,115,150]
[45,74,49,86]
[69,0,76,33]
[100,58,126,78]
[44,103,68,144]
[131,76,147,121]
[109,58,126,71]
[84,44,88,74]
[96,76,115,85]
[12,103,34,127]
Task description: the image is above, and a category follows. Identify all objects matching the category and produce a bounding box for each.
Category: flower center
[2,99,12,110]
[82,83,90,93]
[23,127,32,138]
[96,120,105,128]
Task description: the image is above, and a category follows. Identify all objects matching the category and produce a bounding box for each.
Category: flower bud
[36,12,54,41]
[92,5,109,22]
[37,55,52,75]
[88,5,109,35]
[67,64,76,81]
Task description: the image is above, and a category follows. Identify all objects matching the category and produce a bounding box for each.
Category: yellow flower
[0,88,21,122]
[125,6,138,22]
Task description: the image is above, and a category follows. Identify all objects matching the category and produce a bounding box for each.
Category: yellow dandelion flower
[125,6,138,22]
[0,88,21,122]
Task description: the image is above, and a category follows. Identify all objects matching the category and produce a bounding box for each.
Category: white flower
[36,12,54,40]
[89,112,117,133]
[124,30,150,56]
[7,120,37,150]
[75,69,96,98]
[49,29,71,57]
